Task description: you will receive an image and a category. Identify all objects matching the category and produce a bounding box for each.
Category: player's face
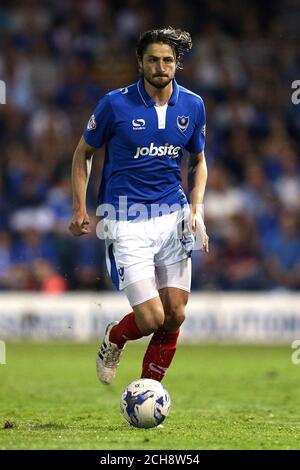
[140,43,176,89]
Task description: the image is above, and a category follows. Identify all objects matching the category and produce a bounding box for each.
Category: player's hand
[201,232,209,253]
[191,212,209,253]
[69,212,90,236]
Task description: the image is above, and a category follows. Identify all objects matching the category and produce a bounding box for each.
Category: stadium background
[1,0,300,451]
[0,0,300,294]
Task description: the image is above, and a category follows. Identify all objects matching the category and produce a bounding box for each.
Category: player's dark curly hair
[136,27,192,69]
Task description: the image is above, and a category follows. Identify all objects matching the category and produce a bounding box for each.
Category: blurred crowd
[0,0,300,292]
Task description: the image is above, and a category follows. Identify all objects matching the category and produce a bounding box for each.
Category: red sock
[109,312,144,349]
[141,328,180,382]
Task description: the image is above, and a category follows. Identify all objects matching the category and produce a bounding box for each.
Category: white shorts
[123,258,192,306]
[104,207,194,303]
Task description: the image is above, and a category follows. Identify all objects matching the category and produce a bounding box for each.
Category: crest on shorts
[118,267,125,281]
[87,114,96,130]
[177,115,189,132]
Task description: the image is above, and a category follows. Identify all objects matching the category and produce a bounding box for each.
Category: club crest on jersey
[177,115,189,132]
[87,114,96,130]
[132,119,145,130]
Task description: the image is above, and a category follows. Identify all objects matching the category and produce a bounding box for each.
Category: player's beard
[143,72,173,89]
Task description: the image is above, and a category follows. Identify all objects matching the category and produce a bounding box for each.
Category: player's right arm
[69,136,96,236]
[69,94,114,236]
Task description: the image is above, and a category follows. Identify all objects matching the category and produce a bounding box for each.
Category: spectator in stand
[264,210,300,290]
[219,214,266,290]
[241,160,279,245]
[32,259,67,293]
[204,163,244,240]
[0,232,13,288]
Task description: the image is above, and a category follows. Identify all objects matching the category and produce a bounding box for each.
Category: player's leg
[97,217,159,384]
[97,277,165,384]
[160,286,189,330]
[141,258,191,382]
[109,288,165,347]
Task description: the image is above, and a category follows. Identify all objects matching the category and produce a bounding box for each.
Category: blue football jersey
[83,78,206,219]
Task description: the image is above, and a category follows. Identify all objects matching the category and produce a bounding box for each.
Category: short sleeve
[185,98,206,154]
[83,95,115,148]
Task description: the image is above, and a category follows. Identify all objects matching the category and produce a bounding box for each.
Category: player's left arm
[188,150,209,252]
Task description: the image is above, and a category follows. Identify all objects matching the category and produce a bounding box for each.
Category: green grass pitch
[0,342,300,450]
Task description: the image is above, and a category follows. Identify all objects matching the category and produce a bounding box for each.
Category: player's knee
[164,305,185,329]
[146,308,165,331]
[138,304,164,334]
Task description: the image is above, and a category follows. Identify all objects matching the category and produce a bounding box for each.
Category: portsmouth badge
[118,267,125,281]
[177,115,189,132]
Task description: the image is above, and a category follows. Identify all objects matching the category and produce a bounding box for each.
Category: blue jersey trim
[108,243,119,290]
[137,78,179,107]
